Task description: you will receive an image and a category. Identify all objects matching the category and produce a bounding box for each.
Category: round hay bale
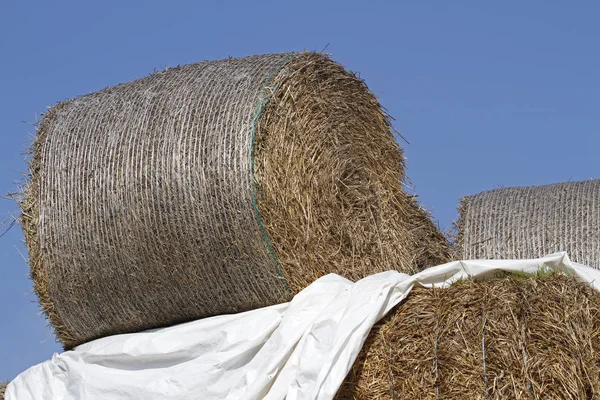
[455,180,600,267]
[21,52,450,348]
[336,274,600,399]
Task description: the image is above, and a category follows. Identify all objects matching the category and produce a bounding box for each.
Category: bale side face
[255,53,449,291]
[22,54,295,348]
[455,180,600,268]
[336,275,600,399]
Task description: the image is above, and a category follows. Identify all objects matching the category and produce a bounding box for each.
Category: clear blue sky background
[1,1,599,382]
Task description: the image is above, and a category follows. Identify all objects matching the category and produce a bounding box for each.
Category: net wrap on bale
[21,52,449,348]
[336,274,600,399]
[455,180,600,268]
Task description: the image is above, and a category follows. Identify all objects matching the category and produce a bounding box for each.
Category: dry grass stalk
[454,180,600,268]
[21,52,450,348]
[337,274,600,399]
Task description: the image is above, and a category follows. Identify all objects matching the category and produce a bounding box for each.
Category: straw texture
[455,180,600,268]
[0,383,5,400]
[336,274,600,399]
[254,53,449,291]
[21,52,449,348]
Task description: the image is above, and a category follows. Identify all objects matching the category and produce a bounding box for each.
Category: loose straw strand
[434,306,440,398]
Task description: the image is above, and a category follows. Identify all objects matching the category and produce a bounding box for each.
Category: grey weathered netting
[455,180,600,267]
[21,52,450,348]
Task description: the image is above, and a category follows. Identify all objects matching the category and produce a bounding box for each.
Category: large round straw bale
[337,274,600,399]
[21,52,449,348]
[455,180,600,267]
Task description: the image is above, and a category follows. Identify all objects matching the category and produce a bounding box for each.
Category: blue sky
[1,1,599,382]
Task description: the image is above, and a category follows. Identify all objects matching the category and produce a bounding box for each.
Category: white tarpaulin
[7,252,600,399]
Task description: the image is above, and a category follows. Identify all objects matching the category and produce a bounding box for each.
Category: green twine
[249,55,297,295]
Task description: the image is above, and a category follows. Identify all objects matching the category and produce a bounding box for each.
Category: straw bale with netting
[21,52,450,348]
[455,180,600,267]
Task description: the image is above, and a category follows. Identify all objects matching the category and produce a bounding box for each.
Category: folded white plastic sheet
[7,252,600,400]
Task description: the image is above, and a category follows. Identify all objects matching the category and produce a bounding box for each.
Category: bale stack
[20,52,450,348]
[336,274,600,399]
[455,180,600,267]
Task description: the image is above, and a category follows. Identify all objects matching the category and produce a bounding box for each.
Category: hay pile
[0,383,5,400]
[455,180,600,267]
[21,52,449,348]
[336,274,600,399]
